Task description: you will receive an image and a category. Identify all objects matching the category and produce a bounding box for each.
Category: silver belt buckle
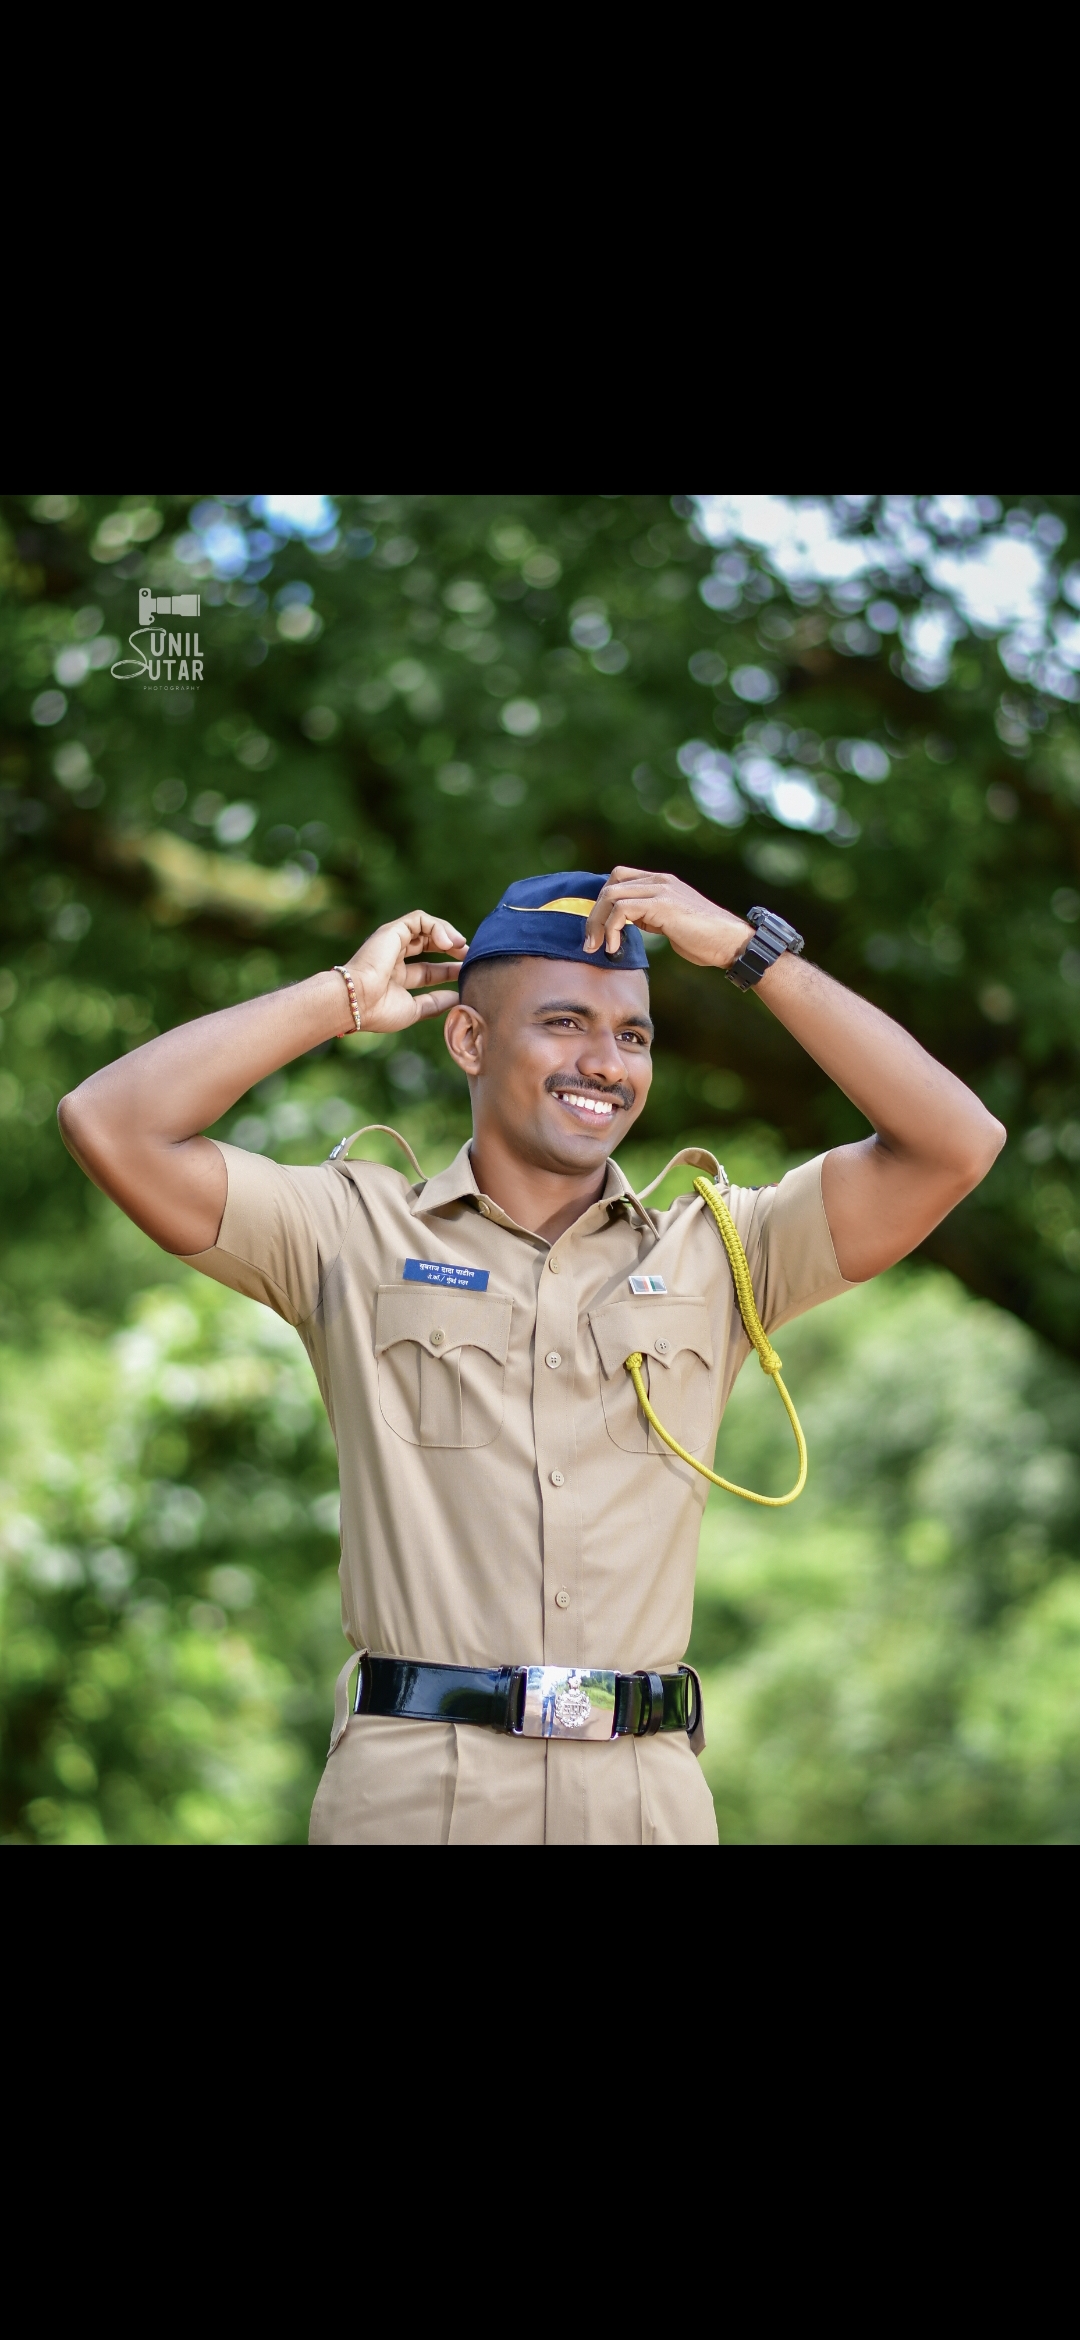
[520,1666,617,1740]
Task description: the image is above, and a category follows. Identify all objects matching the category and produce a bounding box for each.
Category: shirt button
[655,1337,670,1353]
[550,1470,565,1486]
[554,1588,570,1609]
[430,1329,445,1347]
[477,1200,490,1217]
[548,1255,561,1273]
[545,1350,562,1369]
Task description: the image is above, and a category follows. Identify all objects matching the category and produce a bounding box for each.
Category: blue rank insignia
[629,1274,667,1295]
[404,1259,490,1290]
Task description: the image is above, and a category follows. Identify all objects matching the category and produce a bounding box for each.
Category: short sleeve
[182,1141,359,1325]
[724,1153,854,1333]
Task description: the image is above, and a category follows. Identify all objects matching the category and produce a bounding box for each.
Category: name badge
[404,1259,489,1290]
[629,1274,667,1295]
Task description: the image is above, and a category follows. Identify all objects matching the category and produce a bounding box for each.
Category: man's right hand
[58,910,469,1259]
[346,909,467,1031]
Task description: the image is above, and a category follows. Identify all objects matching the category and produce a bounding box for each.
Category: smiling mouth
[552,1089,621,1123]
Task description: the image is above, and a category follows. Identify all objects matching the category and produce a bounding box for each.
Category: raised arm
[583,869,1005,1282]
[57,912,466,1258]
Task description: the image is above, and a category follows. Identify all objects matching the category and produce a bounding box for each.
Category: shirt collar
[411,1142,650,1241]
[409,1142,482,1216]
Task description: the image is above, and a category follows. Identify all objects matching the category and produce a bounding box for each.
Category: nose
[575,1026,631,1086]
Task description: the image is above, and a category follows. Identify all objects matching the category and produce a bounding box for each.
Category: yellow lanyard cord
[622,1175,807,1507]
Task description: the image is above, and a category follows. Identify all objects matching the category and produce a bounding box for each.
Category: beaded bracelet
[333,965,363,1036]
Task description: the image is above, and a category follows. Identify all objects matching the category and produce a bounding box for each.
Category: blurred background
[3,490,1080,1844]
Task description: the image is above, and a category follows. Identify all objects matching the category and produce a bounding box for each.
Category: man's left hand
[583,868,752,967]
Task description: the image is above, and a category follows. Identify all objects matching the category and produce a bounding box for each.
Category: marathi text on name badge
[404,1259,490,1290]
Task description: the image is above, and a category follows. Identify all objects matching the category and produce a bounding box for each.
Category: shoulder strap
[326,1124,425,1180]
[632,1144,724,1202]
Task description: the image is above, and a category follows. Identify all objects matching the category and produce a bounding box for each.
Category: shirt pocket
[589,1298,715,1457]
[374,1285,513,1448]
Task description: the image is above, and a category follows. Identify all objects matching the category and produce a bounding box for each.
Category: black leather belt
[354,1655,701,1742]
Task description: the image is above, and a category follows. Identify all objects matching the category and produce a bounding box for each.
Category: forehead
[499,956,652,1026]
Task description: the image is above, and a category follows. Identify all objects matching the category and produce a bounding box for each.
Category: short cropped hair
[457,955,516,1012]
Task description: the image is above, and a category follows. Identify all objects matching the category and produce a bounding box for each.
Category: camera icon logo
[138,589,201,624]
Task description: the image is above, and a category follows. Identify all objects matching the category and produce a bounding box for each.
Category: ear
[443,1000,487,1079]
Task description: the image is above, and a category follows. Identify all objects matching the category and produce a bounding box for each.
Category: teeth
[556,1092,614,1115]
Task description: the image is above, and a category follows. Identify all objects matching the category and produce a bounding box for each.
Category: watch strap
[725,906,805,992]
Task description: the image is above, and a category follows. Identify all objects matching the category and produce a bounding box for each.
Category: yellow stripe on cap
[507,897,597,916]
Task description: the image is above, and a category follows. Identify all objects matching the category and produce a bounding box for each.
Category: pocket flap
[589,1297,713,1378]
[375,1284,512,1362]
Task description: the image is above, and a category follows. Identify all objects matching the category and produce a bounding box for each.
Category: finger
[399,910,467,956]
[585,890,631,956]
[411,990,461,1020]
[404,961,462,988]
[585,882,654,953]
[606,888,666,933]
[367,908,467,954]
[598,883,665,913]
[602,903,630,955]
[583,886,616,953]
[597,878,673,943]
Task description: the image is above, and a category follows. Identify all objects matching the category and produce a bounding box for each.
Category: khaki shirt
[185,1134,851,1844]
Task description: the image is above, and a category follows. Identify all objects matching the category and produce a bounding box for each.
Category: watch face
[748,906,803,952]
[729,907,804,987]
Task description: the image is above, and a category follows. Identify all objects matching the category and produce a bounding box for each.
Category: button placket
[534,1242,579,1667]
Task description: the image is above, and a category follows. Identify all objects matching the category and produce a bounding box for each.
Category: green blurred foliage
[0,1258,342,1843]
[693,1267,1080,1843]
[4,490,1080,1843]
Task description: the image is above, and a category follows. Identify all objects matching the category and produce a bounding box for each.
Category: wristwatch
[725,905,805,992]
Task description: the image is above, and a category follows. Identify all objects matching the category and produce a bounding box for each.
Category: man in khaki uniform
[59,867,1004,1844]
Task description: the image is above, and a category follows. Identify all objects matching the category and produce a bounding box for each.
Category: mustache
[544,1072,635,1111]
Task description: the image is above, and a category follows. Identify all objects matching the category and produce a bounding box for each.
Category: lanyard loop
[622,1175,808,1507]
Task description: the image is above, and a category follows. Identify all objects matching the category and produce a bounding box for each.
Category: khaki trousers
[309,1712,718,1845]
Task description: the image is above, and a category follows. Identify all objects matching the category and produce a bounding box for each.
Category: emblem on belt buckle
[555,1670,592,1729]
[521,1666,617,1740]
